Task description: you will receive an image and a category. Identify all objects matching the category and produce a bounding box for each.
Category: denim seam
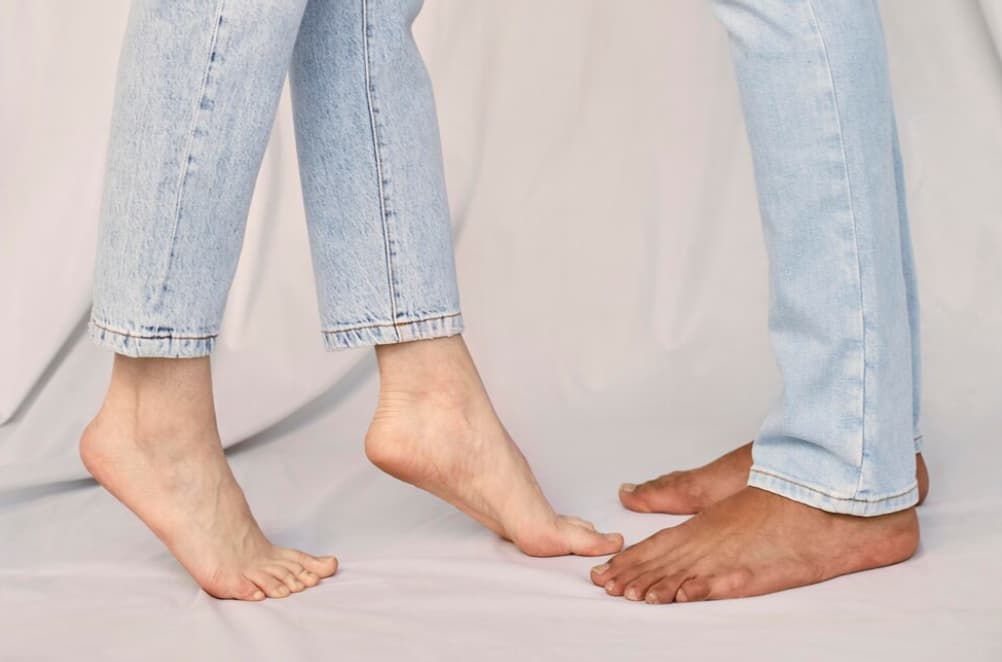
[750,466,917,504]
[807,0,869,499]
[156,0,226,310]
[361,0,401,342]
[91,320,218,341]
[320,312,462,335]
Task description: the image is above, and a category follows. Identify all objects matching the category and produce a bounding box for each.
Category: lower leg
[365,335,623,557]
[596,0,923,602]
[80,355,337,600]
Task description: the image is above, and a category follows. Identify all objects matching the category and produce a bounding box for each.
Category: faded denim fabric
[89,0,462,357]
[712,0,923,515]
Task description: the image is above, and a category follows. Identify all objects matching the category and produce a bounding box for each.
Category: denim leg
[289,0,463,351]
[711,0,919,515]
[90,0,308,357]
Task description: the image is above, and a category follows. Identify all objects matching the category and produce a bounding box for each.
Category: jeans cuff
[88,318,216,358]
[913,434,924,453]
[747,466,919,517]
[321,312,464,351]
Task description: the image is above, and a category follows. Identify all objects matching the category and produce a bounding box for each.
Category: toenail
[621,483,637,493]
[604,581,616,593]
[645,592,659,605]
[253,591,265,600]
[591,563,609,574]
[625,588,640,601]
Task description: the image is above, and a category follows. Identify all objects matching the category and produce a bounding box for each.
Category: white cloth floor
[2,1,1000,660]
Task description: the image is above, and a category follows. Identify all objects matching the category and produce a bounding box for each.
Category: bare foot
[365,336,624,557]
[592,486,919,603]
[620,441,930,514]
[80,356,337,600]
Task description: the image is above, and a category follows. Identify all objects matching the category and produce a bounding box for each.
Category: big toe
[558,518,624,556]
[620,474,698,514]
[516,518,623,557]
[283,549,338,578]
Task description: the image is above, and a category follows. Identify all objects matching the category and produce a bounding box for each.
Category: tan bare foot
[620,442,930,514]
[592,486,918,603]
[365,336,623,557]
[80,355,337,600]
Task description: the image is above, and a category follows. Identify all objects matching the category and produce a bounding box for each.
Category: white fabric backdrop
[2,1,1000,660]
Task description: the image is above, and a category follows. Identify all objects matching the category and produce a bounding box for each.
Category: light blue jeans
[711,0,922,516]
[89,0,463,357]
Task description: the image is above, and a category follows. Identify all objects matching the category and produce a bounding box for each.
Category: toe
[208,577,264,601]
[560,520,624,557]
[599,528,675,577]
[644,573,691,605]
[601,559,657,597]
[618,478,658,513]
[265,564,305,593]
[245,568,292,599]
[676,576,712,602]
[591,547,640,587]
[623,569,667,602]
[283,549,338,578]
[621,473,701,515]
[278,560,316,590]
[517,518,623,557]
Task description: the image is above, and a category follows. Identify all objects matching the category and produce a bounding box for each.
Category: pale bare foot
[80,355,337,600]
[619,441,930,514]
[592,486,919,603]
[365,336,624,557]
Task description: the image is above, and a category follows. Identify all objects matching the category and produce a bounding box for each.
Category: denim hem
[748,466,919,517]
[321,312,464,351]
[913,434,924,453]
[88,318,216,358]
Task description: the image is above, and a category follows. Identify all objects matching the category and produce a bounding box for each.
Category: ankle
[375,336,484,400]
